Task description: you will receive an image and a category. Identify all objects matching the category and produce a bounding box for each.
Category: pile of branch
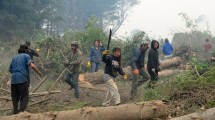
[0,75,61,111]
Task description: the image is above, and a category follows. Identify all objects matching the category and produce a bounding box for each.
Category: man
[147,40,160,81]
[25,41,39,60]
[102,47,127,106]
[162,38,173,60]
[64,41,83,99]
[204,39,212,59]
[204,39,212,52]
[130,42,150,100]
[9,44,41,114]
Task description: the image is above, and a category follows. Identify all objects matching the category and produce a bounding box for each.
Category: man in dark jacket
[102,47,127,106]
[130,42,150,100]
[25,41,39,60]
[147,40,160,81]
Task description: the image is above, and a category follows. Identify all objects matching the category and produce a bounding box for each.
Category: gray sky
[116,0,215,39]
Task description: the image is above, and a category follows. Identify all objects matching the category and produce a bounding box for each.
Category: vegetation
[0,1,215,119]
[138,61,215,116]
[0,0,140,42]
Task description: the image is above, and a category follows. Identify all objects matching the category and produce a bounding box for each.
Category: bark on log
[84,69,182,85]
[0,100,167,120]
[170,107,215,120]
[160,57,182,69]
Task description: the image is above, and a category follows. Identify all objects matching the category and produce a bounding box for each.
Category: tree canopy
[0,0,140,42]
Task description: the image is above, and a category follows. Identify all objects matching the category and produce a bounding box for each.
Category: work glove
[102,50,110,55]
[152,68,155,73]
[36,48,40,52]
[123,74,128,80]
[87,61,91,68]
[133,69,139,75]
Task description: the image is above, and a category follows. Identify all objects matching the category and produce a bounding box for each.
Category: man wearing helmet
[130,41,150,100]
[64,41,83,99]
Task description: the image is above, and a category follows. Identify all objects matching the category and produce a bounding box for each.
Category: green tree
[122,31,150,66]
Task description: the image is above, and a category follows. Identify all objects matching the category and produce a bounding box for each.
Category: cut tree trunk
[84,69,182,85]
[170,107,215,120]
[84,57,182,85]
[160,57,182,69]
[0,100,167,120]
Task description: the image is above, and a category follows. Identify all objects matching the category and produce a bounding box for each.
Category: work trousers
[65,72,80,98]
[11,82,29,114]
[103,74,120,106]
[131,68,150,96]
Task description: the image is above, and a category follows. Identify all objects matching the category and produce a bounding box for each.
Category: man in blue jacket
[162,38,173,59]
[130,42,150,100]
[9,44,41,114]
[89,40,106,73]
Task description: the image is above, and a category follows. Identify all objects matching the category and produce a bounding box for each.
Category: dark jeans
[131,68,150,96]
[11,82,29,114]
[147,67,159,81]
[90,62,100,73]
[65,72,80,98]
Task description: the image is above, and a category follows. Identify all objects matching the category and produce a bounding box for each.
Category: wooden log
[170,107,215,120]
[0,100,167,120]
[84,69,182,85]
[84,57,182,85]
[29,90,61,97]
[0,96,11,101]
[0,98,50,111]
[160,57,182,69]
[0,88,11,94]
[0,91,60,102]
[29,98,50,106]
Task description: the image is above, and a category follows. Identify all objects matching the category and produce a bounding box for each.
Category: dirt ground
[1,65,214,118]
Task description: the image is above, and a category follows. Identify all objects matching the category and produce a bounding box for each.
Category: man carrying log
[9,44,41,114]
[63,41,83,99]
[130,42,150,100]
[102,47,127,106]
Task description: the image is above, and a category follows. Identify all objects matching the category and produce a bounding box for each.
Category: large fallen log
[0,100,167,120]
[84,57,182,85]
[84,69,182,85]
[170,107,215,120]
[160,56,182,69]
